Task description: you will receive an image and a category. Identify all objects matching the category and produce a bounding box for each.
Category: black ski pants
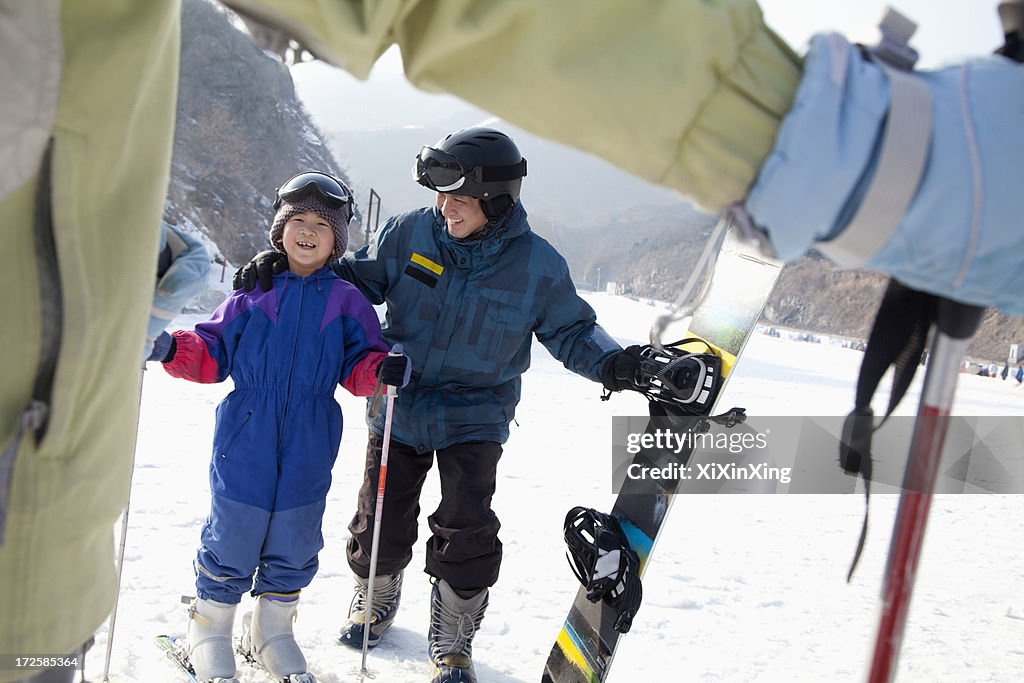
[346,432,503,592]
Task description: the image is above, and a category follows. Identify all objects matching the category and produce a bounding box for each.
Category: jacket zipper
[0,139,64,544]
[278,276,305,444]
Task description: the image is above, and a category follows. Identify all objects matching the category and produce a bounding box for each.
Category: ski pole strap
[367,374,386,419]
[839,407,874,582]
[563,506,643,634]
[841,279,936,579]
[997,0,1024,62]
[853,280,935,419]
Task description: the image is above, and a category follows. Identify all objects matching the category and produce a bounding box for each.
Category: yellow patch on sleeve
[411,253,444,275]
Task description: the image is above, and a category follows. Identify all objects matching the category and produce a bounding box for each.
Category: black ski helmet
[413,127,528,218]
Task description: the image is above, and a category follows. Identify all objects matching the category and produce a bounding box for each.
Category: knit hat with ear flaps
[269,194,350,262]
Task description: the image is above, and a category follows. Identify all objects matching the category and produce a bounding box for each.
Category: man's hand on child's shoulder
[232,250,289,292]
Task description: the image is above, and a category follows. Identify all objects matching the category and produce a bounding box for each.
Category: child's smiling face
[281,211,335,276]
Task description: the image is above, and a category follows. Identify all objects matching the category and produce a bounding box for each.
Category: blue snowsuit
[164,266,387,603]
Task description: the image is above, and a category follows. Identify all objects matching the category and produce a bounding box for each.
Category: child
[152,172,411,683]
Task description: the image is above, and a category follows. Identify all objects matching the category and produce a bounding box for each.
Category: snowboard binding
[562,506,643,634]
[633,337,723,415]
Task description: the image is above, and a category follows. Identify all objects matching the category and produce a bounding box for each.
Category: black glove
[601,345,644,393]
[232,250,289,292]
[377,352,412,388]
[147,331,177,363]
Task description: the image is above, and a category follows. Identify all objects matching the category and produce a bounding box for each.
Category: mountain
[170,3,1022,363]
[548,203,1024,362]
[290,61,687,225]
[164,0,357,266]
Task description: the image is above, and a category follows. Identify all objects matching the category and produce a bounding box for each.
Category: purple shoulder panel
[321,280,386,349]
[249,286,278,323]
[193,289,269,345]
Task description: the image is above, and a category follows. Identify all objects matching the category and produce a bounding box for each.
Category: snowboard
[542,226,782,683]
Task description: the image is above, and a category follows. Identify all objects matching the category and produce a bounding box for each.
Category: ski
[542,223,782,683]
[236,640,317,683]
[155,634,200,683]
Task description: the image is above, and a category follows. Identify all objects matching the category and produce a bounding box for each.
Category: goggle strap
[278,183,350,208]
[479,158,527,182]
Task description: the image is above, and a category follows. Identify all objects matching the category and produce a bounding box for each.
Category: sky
[759,0,1004,66]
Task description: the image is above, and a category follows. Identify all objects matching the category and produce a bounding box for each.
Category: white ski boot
[185,597,240,683]
[428,579,488,683]
[239,593,315,682]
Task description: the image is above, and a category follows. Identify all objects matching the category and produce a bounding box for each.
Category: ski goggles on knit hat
[413,146,527,194]
[270,172,353,261]
[274,172,353,214]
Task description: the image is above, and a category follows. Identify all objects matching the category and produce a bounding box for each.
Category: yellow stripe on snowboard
[672,336,738,378]
[555,627,601,683]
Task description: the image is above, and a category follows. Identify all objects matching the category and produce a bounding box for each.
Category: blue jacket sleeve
[535,253,621,383]
[336,285,389,389]
[144,223,210,359]
[188,289,253,383]
[334,216,402,305]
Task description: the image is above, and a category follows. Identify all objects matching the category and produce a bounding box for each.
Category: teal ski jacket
[336,203,621,452]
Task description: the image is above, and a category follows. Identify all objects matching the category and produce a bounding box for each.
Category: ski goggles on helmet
[274,172,352,211]
[413,146,527,195]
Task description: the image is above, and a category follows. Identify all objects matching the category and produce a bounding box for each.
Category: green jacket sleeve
[220,0,802,211]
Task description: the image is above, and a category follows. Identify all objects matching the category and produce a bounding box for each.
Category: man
[236,126,644,682]
[3,2,1020,681]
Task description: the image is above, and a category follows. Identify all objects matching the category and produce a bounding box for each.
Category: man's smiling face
[437,193,488,239]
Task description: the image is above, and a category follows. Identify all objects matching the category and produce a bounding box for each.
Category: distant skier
[151,172,411,683]
[1017,365,1023,385]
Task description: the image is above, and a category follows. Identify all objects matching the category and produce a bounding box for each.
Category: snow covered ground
[87,292,1024,682]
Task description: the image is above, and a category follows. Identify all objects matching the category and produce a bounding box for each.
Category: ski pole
[649,211,729,349]
[359,346,403,680]
[866,300,983,683]
[102,367,146,681]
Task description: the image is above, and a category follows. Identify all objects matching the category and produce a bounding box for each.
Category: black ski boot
[427,579,488,683]
[338,571,403,649]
